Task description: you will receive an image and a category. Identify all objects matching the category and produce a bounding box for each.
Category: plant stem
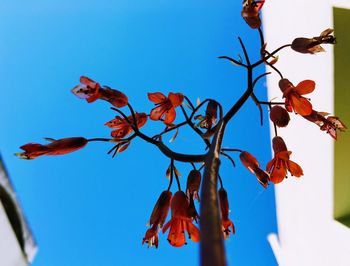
[200,121,226,266]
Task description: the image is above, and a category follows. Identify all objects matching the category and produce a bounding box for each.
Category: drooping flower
[239,151,270,188]
[142,191,172,248]
[218,188,235,239]
[105,113,147,139]
[194,100,218,130]
[279,78,315,116]
[186,170,202,201]
[266,136,303,184]
[16,137,88,160]
[162,191,200,247]
[148,92,184,124]
[72,76,128,108]
[291,28,336,54]
[269,105,290,127]
[241,0,265,29]
[186,169,201,222]
[302,110,346,140]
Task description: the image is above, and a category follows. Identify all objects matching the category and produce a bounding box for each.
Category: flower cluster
[16,10,347,262]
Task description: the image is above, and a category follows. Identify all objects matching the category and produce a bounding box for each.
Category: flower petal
[294,80,316,95]
[163,107,176,125]
[80,76,99,88]
[290,94,313,116]
[148,92,167,104]
[150,105,167,121]
[287,160,303,177]
[270,160,287,184]
[168,93,184,107]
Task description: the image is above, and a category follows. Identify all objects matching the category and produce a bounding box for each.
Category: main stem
[200,65,253,266]
[200,121,226,266]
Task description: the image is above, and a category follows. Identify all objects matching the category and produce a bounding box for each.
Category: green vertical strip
[334,7,350,227]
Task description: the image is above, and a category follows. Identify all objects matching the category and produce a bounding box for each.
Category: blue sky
[0,1,277,265]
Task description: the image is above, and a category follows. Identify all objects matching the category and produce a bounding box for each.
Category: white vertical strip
[262,0,350,265]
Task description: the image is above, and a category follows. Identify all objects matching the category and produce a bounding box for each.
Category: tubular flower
[72,76,128,108]
[142,191,172,248]
[241,0,265,29]
[162,191,200,247]
[266,137,303,184]
[105,113,147,139]
[99,86,128,108]
[302,110,346,140]
[269,105,290,128]
[148,92,184,125]
[279,78,315,116]
[195,100,218,130]
[239,151,270,188]
[218,188,235,239]
[16,137,88,160]
[291,28,336,54]
[186,170,202,201]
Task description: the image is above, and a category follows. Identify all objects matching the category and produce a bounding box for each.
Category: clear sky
[0,1,277,265]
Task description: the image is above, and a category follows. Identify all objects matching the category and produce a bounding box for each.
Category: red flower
[266,137,303,184]
[241,0,265,29]
[105,113,147,139]
[279,78,315,116]
[148,92,184,124]
[302,110,346,140]
[72,76,128,108]
[291,29,336,54]
[16,137,88,160]
[142,191,172,248]
[239,151,270,188]
[162,191,200,247]
[218,188,235,239]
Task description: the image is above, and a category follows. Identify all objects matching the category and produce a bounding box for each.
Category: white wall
[263,1,350,265]
[0,202,28,266]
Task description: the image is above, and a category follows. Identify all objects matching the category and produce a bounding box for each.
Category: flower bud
[272,136,288,154]
[186,170,201,198]
[270,105,290,127]
[279,78,294,94]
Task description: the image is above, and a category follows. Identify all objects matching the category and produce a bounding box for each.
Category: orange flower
[218,188,235,239]
[239,151,270,188]
[241,0,265,29]
[266,137,303,184]
[291,29,335,54]
[279,78,315,116]
[302,110,346,140]
[148,92,184,124]
[162,191,200,247]
[72,76,128,108]
[142,191,172,248]
[16,137,88,160]
[105,113,147,139]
